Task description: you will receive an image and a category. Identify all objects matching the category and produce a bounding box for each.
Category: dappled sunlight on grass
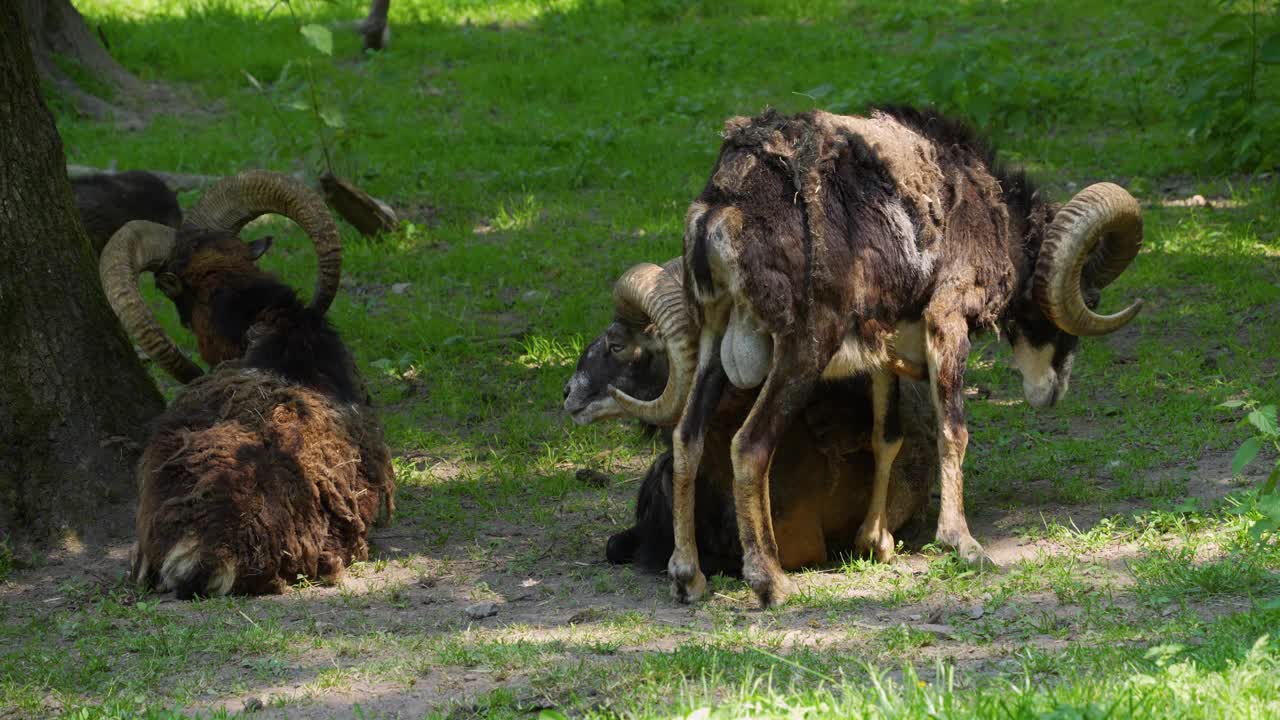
[8,0,1280,716]
[518,334,582,370]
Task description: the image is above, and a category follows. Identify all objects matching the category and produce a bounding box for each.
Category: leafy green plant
[242,1,355,176]
[1177,1,1280,170]
[1220,397,1280,539]
[292,10,341,173]
[370,351,415,378]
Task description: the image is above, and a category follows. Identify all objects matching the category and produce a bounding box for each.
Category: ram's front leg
[731,335,818,608]
[924,310,991,568]
[669,361,728,603]
[855,369,901,562]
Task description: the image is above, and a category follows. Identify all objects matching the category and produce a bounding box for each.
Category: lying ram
[73,170,183,254]
[99,171,394,598]
[611,106,1144,606]
[565,260,936,576]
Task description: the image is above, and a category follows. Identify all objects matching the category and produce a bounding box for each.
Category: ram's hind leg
[731,337,819,608]
[669,361,729,603]
[924,310,992,568]
[855,369,901,562]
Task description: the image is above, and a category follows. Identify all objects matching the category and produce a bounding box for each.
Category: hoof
[743,551,795,609]
[669,554,706,604]
[855,523,896,563]
[748,573,796,609]
[938,529,996,570]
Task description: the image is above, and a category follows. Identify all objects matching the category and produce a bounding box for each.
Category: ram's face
[1006,291,1094,409]
[153,229,275,366]
[1010,330,1077,409]
[157,231,274,323]
[563,322,668,425]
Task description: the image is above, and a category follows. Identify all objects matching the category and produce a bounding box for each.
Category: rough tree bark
[16,0,152,128]
[359,0,391,52]
[0,2,165,549]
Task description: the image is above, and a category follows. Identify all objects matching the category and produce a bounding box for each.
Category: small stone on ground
[464,601,499,620]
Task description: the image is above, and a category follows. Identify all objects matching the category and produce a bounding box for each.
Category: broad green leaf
[1250,494,1280,540]
[300,24,333,56]
[1218,35,1249,54]
[1261,33,1280,64]
[1257,492,1280,515]
[1218,399,1246,409]
[320,108,346,128]
[1266,465,1280,495]
[1247,405,1278,437]
[1233,437,1262,476]
[1198,14,1239,41]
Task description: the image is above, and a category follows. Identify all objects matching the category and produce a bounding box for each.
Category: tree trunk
[359,0,391,52]
[16,0,149,128]
[0,2,164,550]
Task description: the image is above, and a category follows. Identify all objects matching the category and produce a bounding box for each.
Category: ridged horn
[1033,182,1144,337]
[99,220,203,383]
[183,170,341,313]
[608,262,695,426]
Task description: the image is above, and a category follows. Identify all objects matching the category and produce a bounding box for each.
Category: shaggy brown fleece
[132,369,394,598]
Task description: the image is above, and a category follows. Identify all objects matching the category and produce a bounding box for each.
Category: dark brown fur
[672,106,1101,606]
[562,289,935,578]
[608,377,935,576]
[691,108,1022,354]
[134,370,393,598]
[133,228,390,597]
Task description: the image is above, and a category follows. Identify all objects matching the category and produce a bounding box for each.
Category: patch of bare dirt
[2,438,1272,718]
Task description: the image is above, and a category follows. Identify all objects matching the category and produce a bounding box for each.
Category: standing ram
[564,260,935,575]
[611,106,1144,607]
[99,171,394,598]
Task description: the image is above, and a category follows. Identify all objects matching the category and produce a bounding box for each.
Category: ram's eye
[608,343,626,355]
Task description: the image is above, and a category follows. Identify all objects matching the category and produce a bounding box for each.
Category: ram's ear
[247,236,274,260]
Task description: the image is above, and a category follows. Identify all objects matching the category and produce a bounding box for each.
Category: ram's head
[99,171,342,383]
[563,259,689,426]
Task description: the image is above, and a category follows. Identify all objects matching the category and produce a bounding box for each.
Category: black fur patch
[883,375,903,445]
[210,280,362,404]
[607,451,744,577]
[677,363,729,447]
[564,333,669,417]
[689,208,715,297]
[73,170,182,251]
[209,281,298,348]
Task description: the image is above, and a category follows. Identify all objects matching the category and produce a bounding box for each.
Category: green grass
[4,0,1280,717]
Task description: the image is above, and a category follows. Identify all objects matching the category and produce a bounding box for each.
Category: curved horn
[660,256,684,281]
[1033,182,1144,337]
[608,262,696,426]
[183,170,341,313]
[99,220,204,383]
